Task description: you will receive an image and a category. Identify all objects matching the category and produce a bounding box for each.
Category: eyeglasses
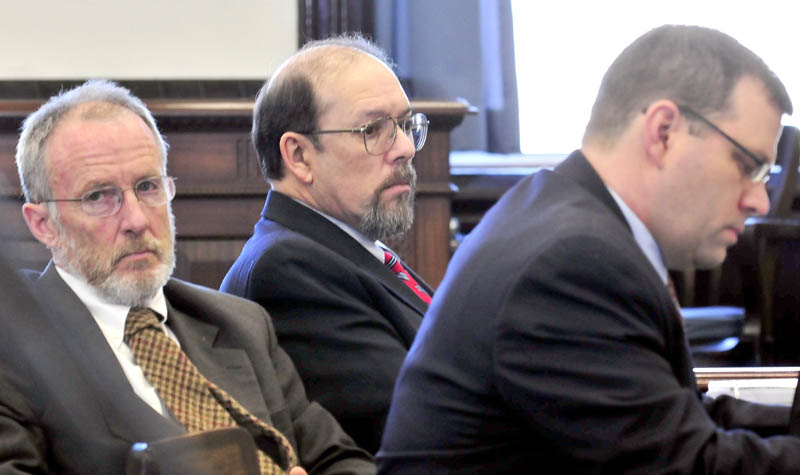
[298,112,429,155]
[39,175,176,218]
[678,105,772,183]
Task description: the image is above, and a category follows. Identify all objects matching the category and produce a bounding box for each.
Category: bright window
[512,0,800,155]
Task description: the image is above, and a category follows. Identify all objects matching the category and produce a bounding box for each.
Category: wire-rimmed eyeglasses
[298,112,429,156]
[38,175,177,218]
[678,105,772,183]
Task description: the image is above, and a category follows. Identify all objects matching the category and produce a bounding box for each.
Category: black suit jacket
[0,261,374,474]
[378,151,800,474]
[221,190,429,453]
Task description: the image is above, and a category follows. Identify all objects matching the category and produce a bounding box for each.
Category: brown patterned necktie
[124,307,298,475]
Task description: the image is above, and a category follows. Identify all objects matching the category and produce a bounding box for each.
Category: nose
[740,180,770,217]
[388,124,417,163]
[117,189,150,235]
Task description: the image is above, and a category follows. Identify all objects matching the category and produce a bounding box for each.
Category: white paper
[706,378,797,405]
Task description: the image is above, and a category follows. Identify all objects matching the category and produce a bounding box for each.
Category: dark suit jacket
[0,261,374,475]
[378,151,800,474]
[221,190,429,453]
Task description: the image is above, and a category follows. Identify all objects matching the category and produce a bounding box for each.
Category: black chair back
[766,125,800,217]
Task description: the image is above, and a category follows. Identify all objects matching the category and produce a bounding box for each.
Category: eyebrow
[732,147,773,168]
[358,107,413,122]
[77,173,162,194]
[77,179,114,194]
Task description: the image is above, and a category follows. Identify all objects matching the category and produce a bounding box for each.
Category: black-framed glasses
[39,175,176,218]
[298,112,429,155]
[678,105,772,183]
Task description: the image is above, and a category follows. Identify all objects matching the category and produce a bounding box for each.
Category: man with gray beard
[221,35,432,453]
[6,79,374,474]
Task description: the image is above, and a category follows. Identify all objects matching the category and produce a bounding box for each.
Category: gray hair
[16,79,169,203]
[298,33,394,68]
[252,33,395,181]
[583,25,792,146]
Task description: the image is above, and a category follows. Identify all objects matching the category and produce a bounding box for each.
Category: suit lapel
[164,282,271,423]
[263,190,430,316]
[554,151,673,305]
[34,263,184,442]
[554,152,690,371]
[36,267,272,437]
[555,150,630,230]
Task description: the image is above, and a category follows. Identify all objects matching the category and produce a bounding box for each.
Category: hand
[289,466,308,475]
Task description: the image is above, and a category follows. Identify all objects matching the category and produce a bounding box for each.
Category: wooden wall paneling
[405,100,474,287]
[297,0,375,45]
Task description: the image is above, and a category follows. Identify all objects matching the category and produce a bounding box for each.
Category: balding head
[252,35,396,181]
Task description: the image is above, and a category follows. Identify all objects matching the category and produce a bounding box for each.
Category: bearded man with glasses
[6,79,373,474]
[221,34,432,453]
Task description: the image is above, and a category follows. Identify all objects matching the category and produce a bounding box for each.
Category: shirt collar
[605,187,669,285]
[55,265,169,349]
[289,197,386,262]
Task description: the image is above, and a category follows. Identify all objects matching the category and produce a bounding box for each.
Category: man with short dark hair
[2,79,374,474]
[378,25,800,473]
[221,35,431,454]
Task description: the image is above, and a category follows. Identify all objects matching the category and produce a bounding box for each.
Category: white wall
[0,0,297,79]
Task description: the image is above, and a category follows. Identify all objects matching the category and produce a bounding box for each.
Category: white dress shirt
[55,265,174,416]
[606,186,669,285]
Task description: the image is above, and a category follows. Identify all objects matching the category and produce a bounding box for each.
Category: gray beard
[358,164,416,242]
[53,210,176,307]
[92,251,174,307]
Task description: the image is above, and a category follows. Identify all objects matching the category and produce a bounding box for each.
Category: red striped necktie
[383,250,432,304]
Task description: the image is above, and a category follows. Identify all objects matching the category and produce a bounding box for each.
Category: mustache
[379,164,417,191]
[111,237,163,266]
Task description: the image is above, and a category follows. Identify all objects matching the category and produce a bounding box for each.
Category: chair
[682,306,744,353]
[743,125,800,364]
[680,125,800,365]
[126,427,260,475]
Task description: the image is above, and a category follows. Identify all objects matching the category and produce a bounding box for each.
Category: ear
[642,100,681,167]
[22,202,59,248]
[278,132,315,184]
